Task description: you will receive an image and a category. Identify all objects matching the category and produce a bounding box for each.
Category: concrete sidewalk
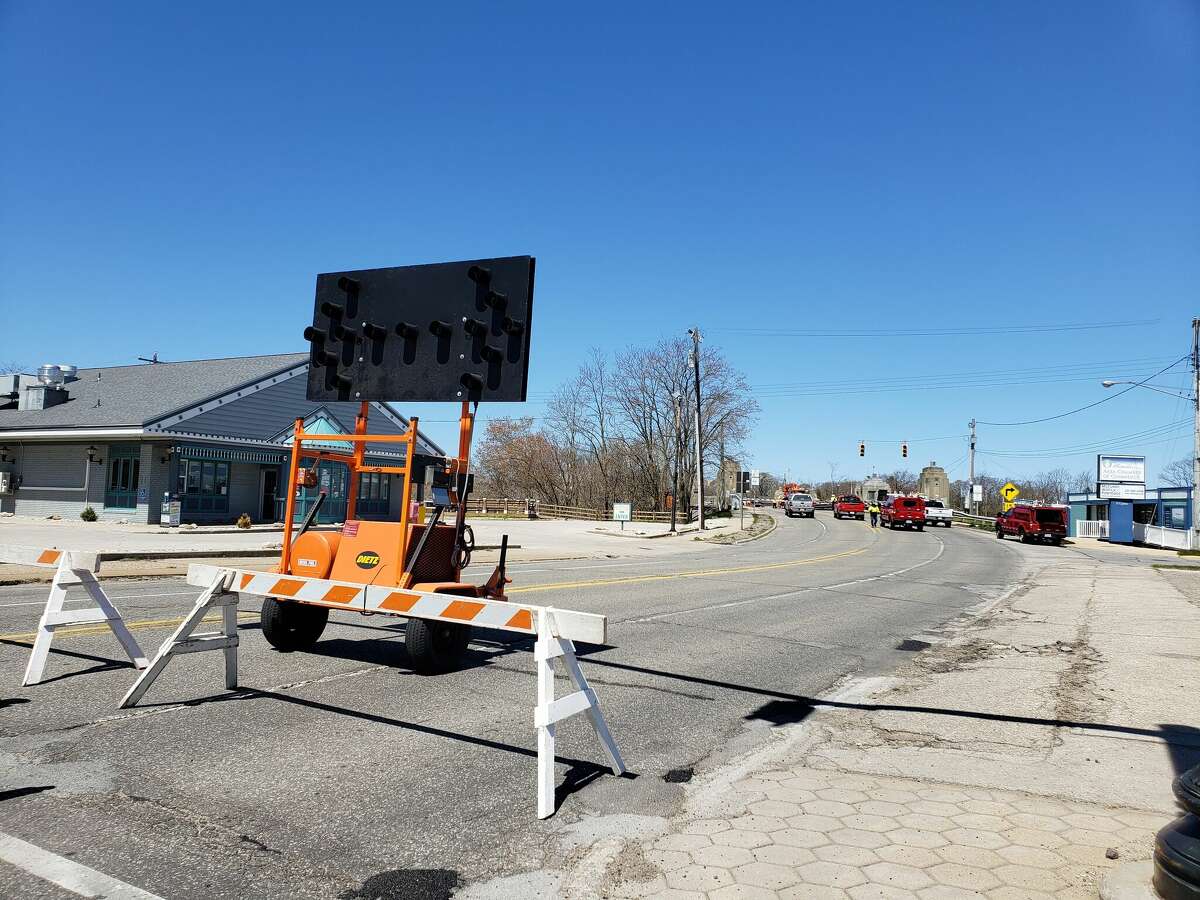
[551,538,1200,899]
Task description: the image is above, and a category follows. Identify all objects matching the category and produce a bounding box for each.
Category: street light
[1100,380,1193,401]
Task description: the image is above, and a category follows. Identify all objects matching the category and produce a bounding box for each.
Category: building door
[1108,501,1134,544]
[260,469,278,522]
[292,460,349,523]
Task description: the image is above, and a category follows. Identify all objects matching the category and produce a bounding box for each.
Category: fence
[1132,523,1194,551]
[1075,520,1109,539]
[465,498,673,523]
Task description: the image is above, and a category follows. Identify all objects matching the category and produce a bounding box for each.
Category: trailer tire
[917,524,924,531]
[261,597,329,651]
[406,618,471,674]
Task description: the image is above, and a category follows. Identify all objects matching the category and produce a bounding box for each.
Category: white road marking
[0,830,165,899]
[627,534,947,624]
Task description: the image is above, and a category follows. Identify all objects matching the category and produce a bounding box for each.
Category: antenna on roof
[94,371,102,407]
[137,353,161,364]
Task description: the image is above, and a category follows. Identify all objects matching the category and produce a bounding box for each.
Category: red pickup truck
[881,496,926,531]
[833,495,865,520]
[995,505,1067,545]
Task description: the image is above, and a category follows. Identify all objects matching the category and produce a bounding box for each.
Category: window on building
[357,472,391,515]
[176,457,230,514]
[105,449,141,508]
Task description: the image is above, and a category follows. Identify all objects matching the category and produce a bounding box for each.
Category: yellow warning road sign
[1001,482,1020,501]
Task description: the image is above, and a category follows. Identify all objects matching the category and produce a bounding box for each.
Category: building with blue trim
[1066,486,1193,545]
[0,354,444,525]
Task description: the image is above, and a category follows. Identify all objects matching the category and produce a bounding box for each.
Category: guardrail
[951,510,995,526]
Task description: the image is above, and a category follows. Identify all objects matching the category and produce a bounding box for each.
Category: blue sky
[2,2,1197,484]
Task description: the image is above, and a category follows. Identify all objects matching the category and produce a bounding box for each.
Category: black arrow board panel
[304,256,535,403]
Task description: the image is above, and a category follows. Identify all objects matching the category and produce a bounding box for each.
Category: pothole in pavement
[896,639,932,652]
[662,766,694,783]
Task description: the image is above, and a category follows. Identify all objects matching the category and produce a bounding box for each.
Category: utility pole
[689,328,706,530]
[968,418,977,515]
[718,421,727,510]
[1192,319,1199,549]
[670,391,682,533]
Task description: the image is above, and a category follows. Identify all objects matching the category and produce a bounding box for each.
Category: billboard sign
[1097,454,1146,484]
[1098,482,1145,500]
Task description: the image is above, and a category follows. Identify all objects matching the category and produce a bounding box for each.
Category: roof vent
[37,364,64,386]
[56,364,78,382]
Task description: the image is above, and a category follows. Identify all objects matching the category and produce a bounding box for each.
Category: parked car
[923,498,952,528]
[995,504,1067,544]
[833,495,865,520]
[785,492,815,518]
[881,495,926,530]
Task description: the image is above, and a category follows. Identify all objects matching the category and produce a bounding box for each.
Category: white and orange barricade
[0,545,148,686]
[120,562,625,818]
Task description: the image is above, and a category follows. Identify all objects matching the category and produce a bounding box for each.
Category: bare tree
[0,362,25,374]
[476,337,757,514]
[884,469,918,494]
[1160,456,1193,487]
[1070,469,1094,493]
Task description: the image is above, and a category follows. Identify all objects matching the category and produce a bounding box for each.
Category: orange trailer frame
[276,399,476,589]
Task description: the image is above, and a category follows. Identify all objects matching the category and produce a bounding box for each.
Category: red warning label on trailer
[342,521,359,537]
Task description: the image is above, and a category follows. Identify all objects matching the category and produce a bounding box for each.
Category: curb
[694,512,777,545]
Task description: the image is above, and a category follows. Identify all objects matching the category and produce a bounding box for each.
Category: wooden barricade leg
[534,608,626,819]
[119,569,238,708]
[22,552,149,687]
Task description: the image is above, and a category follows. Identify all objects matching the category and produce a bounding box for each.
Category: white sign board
[971,484,983,502]
[1098,482,1145,500]
[612,502,632,522]
[1097,454,1146,484]
[750,469,760,487]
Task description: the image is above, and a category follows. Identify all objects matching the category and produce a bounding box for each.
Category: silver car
[784,492,815,518]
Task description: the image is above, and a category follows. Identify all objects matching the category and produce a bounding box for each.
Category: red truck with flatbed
[833,495,866,520]
[881,495,926,530]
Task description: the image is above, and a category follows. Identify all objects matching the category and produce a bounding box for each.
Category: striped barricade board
[0,545,147,686]
[185,563,607,644]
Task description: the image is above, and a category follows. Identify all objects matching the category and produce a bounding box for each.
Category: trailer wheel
[406,618,471,674]
[261,597,329,651]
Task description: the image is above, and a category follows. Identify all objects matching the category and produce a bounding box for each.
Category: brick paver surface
[605,765,1150,899]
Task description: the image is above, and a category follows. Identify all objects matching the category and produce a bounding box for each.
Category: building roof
[1,353,309,429]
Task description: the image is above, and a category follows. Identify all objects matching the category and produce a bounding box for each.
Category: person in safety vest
[868,500,880,528]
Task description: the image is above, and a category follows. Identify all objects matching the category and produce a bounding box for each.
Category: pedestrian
[869,500,880,528]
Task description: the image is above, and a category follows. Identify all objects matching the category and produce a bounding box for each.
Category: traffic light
[858,442,865,457]
[901,442,908,458]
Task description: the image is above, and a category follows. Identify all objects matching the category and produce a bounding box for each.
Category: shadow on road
[579,657,1200,760]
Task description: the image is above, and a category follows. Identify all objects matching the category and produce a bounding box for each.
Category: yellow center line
[1,542,872,641]
[507,546,870,594]
[0,611,261,644]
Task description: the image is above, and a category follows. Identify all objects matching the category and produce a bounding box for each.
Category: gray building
[918,461,950,505]
[0,354,443,525]
[861,474,889,504]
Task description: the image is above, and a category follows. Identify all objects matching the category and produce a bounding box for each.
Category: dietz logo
[355,551,381,569]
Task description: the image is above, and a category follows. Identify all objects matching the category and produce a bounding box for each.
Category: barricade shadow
[579,657,1200,751]
[190,687,638,799]
[0,637,133,683]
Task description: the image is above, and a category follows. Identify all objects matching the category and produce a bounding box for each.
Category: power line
[977,354,1190,426]
[710,319,1159,338]
[977,419,1190,458]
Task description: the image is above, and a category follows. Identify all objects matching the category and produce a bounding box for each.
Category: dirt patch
[601,841,659,888]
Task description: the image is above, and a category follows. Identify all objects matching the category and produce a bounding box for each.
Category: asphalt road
[0,512,1024,899]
